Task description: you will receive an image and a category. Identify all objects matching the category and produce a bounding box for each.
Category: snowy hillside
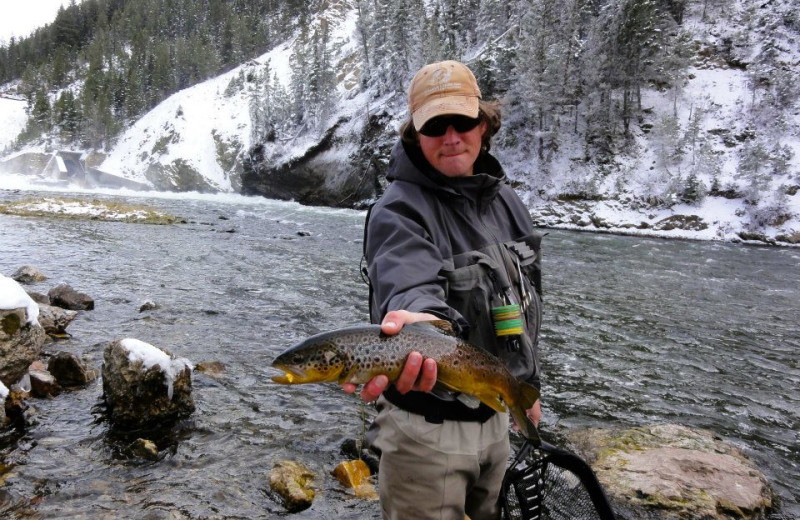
[1,0,798,245]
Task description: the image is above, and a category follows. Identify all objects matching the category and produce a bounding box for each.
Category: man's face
[418,116,486,177]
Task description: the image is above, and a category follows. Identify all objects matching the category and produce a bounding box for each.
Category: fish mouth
[270,364,306,384]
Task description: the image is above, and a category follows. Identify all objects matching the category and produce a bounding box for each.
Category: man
[343,60,543,520]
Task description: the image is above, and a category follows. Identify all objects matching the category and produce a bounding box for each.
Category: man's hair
[400,100,502,154]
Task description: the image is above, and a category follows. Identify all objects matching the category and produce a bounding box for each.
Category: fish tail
[510,381,542,443]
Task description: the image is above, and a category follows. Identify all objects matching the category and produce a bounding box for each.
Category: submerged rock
[130,438,159,461]
[102,339,194,428]
[194,361,226,378]
[48,283,95,311]
[568,424,772,520]
[269,460,316,512]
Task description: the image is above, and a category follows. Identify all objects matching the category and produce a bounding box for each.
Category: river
[0,188,798,519]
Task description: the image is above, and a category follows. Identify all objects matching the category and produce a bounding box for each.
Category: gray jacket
[365,140,543,386]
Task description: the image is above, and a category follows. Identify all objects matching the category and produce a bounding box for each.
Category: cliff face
[241,110,396,209]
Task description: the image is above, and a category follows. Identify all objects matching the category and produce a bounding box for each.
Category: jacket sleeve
[366,199,466,331]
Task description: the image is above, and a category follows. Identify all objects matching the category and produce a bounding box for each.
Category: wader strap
[384,387,495,424]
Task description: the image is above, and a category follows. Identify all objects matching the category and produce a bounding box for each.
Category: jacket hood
[386,140,507,203]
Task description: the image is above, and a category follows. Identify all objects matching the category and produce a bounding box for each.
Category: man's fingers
[394,352,423,394]
[413,358,437,392]
[360,374,389,402]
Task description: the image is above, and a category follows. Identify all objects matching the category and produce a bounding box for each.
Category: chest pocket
[439,232,544,384]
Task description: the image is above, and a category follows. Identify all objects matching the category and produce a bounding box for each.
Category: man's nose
[442,125,461,142]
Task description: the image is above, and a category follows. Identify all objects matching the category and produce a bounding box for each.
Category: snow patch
[0,274,40,326]
[120,338,193,399]
[0,380,8,401]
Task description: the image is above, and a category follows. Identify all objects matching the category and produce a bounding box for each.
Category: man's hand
[527,399,542,427]
[341,310,439,402]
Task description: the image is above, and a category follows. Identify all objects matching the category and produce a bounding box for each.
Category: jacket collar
[386,140,506,203]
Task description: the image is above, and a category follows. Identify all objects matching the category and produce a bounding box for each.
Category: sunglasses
[419,115,481,137]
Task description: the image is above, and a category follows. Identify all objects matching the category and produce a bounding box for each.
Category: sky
[0,0,75,44]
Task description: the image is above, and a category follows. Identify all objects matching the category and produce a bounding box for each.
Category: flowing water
[0,188,797,519]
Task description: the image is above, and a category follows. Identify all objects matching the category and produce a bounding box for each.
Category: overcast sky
[0,0,77,44]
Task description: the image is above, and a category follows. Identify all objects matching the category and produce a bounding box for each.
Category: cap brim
[412,96,479,131]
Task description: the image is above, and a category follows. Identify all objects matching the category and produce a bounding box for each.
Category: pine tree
[53,90,81,142]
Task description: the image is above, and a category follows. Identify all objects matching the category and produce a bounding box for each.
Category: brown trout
[271,321,541,440]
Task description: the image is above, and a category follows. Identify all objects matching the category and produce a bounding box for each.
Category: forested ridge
[1,0,308,148]
[2,0,798,225]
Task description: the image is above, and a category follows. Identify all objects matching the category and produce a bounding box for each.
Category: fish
[271,320,541,441]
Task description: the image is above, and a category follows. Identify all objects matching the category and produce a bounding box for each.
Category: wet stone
[48,351,98,387]
[11,266,47,285]
[269,460,316,512]
[48,283,95,311]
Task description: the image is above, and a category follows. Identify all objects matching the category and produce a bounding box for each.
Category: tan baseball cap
[408,60,482,131]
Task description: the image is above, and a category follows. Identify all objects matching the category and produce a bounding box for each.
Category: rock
[48,283,95,311]
[11,266,47,284]
[568,424,772,520]
[194,361,226,377]
[139,300,159,312]
[26,292,50,305]
[269,460,316,512]
[37,304,78,335]
[28,369,60,398]
[102,339,194,428]
[130,438,159,460]
[0,308,46,387]
[653,215,709,232]
[332,459,378,500]
[47,351,98,387]
[776,231,800,244]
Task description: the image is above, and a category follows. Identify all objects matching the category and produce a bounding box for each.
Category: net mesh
[501,444,610,520]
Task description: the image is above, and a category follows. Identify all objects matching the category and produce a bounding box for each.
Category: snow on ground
[101,8,364,188]
[0,274,40,325]
[0,96,28,152]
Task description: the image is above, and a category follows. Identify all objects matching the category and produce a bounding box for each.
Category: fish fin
[456,393,481,409]
[425,320,457,336]
[475,391,507,413]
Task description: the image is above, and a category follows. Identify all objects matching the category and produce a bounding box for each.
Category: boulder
[0,308,46,387]
[102,339,194,428]
[11,266,47,284]
[37,304,78,335]
[269,460,316,512]
[47,351,98,387]
[568,424,772,520]
[48,283,95,311]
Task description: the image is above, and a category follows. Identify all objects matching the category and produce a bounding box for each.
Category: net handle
[532,440,617,520]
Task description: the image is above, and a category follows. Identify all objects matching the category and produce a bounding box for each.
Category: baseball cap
[408,60,482,131]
